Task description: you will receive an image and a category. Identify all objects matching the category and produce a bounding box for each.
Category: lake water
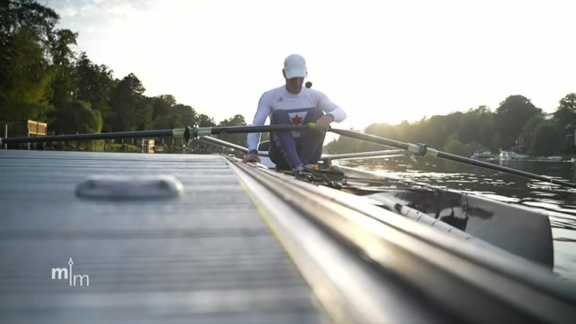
[342,157,576,283]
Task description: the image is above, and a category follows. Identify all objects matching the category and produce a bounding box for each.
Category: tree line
[0,0,251,152]
[2,1,575,157]
[325,93,576,158]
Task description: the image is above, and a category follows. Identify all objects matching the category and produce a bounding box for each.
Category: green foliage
[74,52,115,124]
[529,121,564,156]
[494,95,543,150]
[151,94,176,120]
[520,115,545,154]
[362,123,400,151]
[196,114,216,127]
[0,0,64,120]
[53,100,102,134]
[463,142,488,158]
[216,114,247,146]
[171,104,197,127]
[444,138,465,155]
[553,93,576,129]
[1,0,59,47]
[0,26,54,120]
[103,143,141,153]
[48,28,78,110]
[458,106,496,150]
[107,73,151,131]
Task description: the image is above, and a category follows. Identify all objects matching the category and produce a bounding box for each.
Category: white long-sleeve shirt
[247,85,347,153]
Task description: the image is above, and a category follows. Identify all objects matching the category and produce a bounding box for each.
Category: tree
[529,121,564,156]
[196,114,216,127]
[216,114,247,146]
[0,0,59,50]
[394,120,417,143]
[494,95,543,150]
[520,115,545,155]
[0,0,76,121]
[458,106,496,149]
[553,93,576,129]
[171,104,197,127]
[361,122,400,152]
[108,73,150,132]
[559,93,576,111]
[0,26,53,120]
[412,113,463,150]
[327,135,362,153]
[444,138,465,155]
[49,99,102,147]
[75,52,115,126]
[151,94,176,120]
[47,28,78,110]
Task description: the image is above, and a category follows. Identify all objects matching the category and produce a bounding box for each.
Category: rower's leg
[298,108,326,165]
[269,110,303,170]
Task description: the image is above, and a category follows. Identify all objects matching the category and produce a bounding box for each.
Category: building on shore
[1,120,47,150]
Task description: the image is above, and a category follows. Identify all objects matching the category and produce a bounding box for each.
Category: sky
[47,0,576,133]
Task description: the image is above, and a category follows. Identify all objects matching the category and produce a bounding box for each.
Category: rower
[242,54,347,174]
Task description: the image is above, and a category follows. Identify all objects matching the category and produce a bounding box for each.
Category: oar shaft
[197,124,313,137]
[435,151,576,189]
[0,129,178,144]
[331,128,576,189]
[0,124,316,145]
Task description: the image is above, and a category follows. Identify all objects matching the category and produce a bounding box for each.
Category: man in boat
[242,54,347,173]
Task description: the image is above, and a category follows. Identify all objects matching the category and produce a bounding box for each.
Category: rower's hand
[242,152,260,163]
[316,115,333,132]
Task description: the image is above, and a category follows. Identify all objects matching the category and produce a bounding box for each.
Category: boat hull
[336,165,554,269]
[363,188,554,269]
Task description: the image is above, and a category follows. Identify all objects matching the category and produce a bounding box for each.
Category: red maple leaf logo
[290,114,303,124]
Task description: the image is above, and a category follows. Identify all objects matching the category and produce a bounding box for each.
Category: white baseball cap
[283,54,307,79]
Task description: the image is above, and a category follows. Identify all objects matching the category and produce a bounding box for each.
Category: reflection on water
[342,156,576,282]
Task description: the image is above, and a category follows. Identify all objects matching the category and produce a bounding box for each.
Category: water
[342,157,576,282]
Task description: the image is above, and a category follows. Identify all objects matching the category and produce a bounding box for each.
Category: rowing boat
[197,136,555,269]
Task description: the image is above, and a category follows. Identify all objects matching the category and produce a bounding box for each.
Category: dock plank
[0,151,325,323]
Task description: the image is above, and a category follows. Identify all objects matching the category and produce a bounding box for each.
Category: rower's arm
[315,91,346,122]
[247,92,271,153]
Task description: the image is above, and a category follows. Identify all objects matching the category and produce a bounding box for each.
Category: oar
[8,122,574,189]
[0,124,317,144]
[330,127,576,189]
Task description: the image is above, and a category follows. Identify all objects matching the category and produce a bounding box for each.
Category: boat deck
[0,151,324,324]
